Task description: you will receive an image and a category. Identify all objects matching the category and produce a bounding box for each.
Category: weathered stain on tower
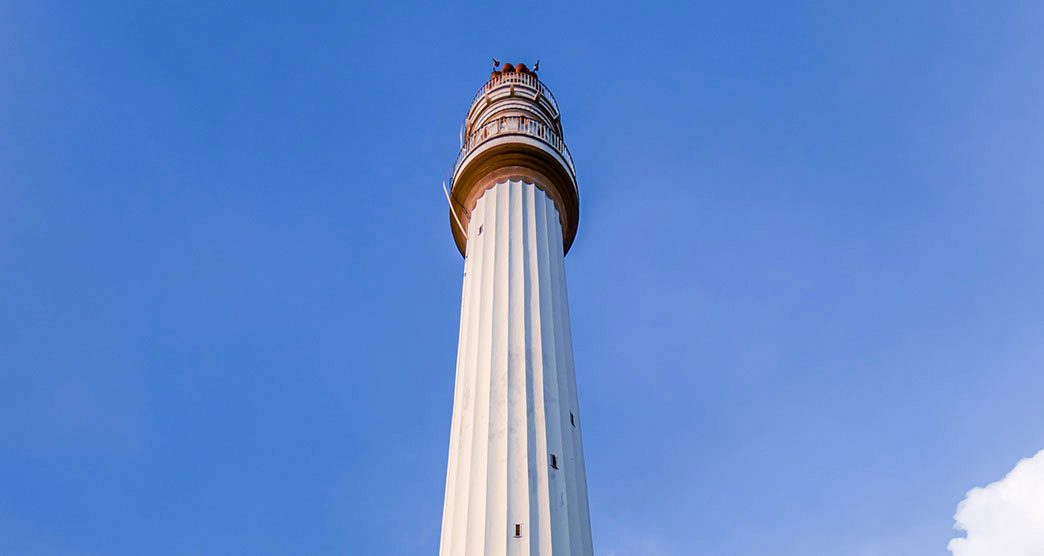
[439,62,593,556]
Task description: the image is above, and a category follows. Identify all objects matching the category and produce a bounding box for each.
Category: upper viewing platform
[464,64,562,133]
[453,63,572,180]
[448,62,580,257]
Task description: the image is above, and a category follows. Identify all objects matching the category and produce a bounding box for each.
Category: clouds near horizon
[948,450,1044,556]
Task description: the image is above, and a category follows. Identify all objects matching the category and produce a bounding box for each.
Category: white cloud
[948,449,1044,556]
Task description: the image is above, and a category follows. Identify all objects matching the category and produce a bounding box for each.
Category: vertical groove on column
[556,226,595,556]
[440,202,477,556]
[464,198,488,555]
[520,182,534,555]
[485,184,510,556]
[507,181,527,556]
[465,188,495,555]
[523,182,552,556]
[462,195,489,556]
[447,198,480,556]
[534,191,570,555]
[546,195,582,552]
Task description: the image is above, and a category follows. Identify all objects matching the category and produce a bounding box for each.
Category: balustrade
[466,72,560,118]
[453,115,576,178]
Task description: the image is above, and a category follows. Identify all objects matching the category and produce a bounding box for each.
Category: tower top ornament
[491,58,540,73]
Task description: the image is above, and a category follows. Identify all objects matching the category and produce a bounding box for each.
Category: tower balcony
[448,66,579,257]
[464,70,562,127]
[453,115,576,183]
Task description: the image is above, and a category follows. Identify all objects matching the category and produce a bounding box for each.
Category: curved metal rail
[466,72,560,118]
[453,115,576,179]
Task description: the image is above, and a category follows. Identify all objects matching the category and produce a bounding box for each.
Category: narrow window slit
[550,454,559,469]
[514,523,522,537]
[570,412,576,427]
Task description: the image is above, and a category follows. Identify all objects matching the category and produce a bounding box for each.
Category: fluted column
[439,178,593,556]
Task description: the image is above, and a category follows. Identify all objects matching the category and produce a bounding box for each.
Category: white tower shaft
[440,179,593,556]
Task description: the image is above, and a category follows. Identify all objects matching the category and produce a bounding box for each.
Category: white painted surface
[440,179,593,556]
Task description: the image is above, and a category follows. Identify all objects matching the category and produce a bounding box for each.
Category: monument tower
[439,62,593,556]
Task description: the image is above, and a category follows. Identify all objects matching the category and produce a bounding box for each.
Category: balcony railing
[467,72,560,118]
[453,115,576,179]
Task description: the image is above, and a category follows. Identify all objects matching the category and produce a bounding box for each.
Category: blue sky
[2,2,1043,555]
